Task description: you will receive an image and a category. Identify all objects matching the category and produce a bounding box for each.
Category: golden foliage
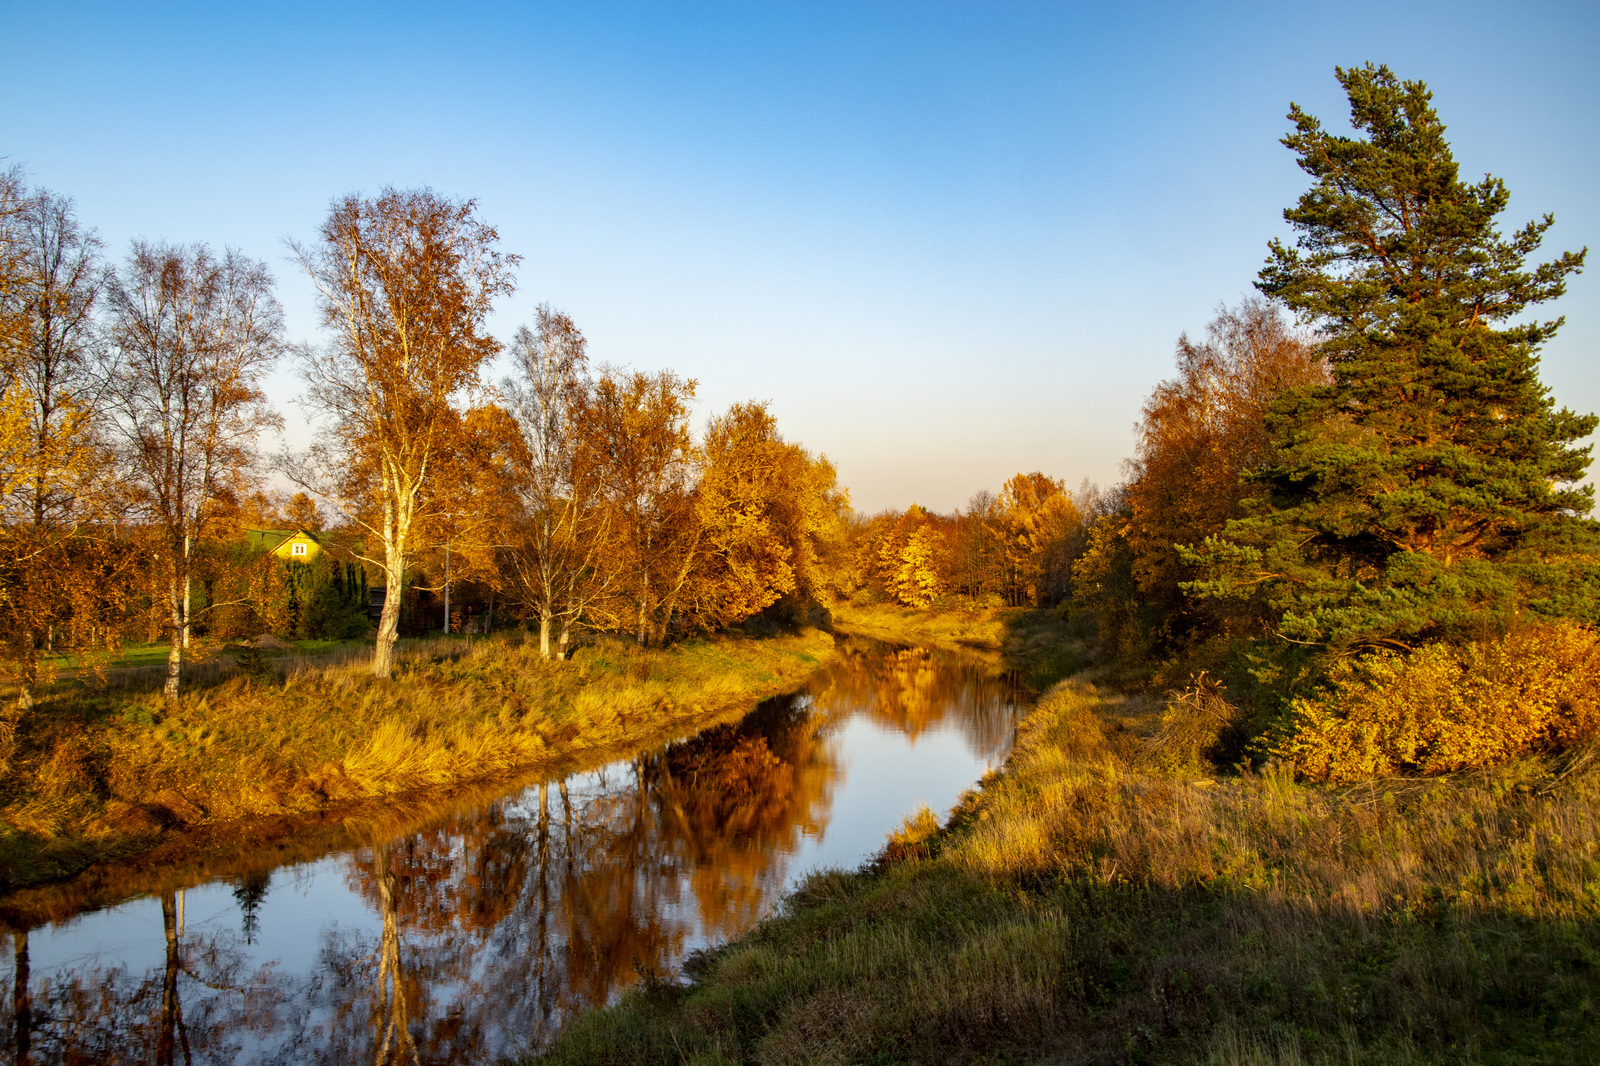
[1280,622,1600,783]
[292,187,517,676]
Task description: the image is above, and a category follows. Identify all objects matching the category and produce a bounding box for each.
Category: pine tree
[1186,64,1596,651]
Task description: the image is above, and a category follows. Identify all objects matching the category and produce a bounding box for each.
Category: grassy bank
[832,601,1010,654]
[537,650,1600,1063]
[0,627,836,890]
[833,601,1096,691]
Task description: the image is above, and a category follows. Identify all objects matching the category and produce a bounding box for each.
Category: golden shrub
[1282,622,1600,783]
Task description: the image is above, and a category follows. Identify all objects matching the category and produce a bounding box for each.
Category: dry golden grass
[832,600,1009,654]
[953,679,1600,920]
[0,628,836,888]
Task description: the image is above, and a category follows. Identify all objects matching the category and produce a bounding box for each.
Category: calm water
[0,639,1026,1064]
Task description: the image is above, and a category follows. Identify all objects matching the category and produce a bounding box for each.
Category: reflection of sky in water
[0,641,1024,1063]
[780,714,1003,883]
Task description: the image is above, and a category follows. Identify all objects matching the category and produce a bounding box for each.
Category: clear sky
[3,0,1596,513]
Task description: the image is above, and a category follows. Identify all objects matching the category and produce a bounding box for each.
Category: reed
[0,628,836,889]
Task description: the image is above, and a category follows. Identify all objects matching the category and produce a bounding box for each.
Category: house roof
[245,528,324,552]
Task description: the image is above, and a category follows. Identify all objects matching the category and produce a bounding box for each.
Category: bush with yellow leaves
[1281,622,1600,783]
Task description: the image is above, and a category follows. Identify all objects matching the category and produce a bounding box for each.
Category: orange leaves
[294,189,516,676]
[691,400,845,628]
[868,506,947,608]
[1122,298,1327,645]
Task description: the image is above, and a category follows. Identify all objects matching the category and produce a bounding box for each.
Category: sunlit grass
[833,600,1010,653]
[0,628,836,887]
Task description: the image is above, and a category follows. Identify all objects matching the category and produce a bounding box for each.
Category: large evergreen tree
[1187,64,1596,651]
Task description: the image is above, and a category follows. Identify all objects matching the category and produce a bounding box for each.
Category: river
[0,637,1027,1064]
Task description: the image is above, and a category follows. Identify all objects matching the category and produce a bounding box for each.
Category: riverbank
[0,627,837,890]
[831,600,1009,653]
[833,602,1094,691]
[537,647,1600,1063]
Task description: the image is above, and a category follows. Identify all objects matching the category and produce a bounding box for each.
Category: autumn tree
[104,242,283,698]
[0,165,28,373]
[1187,65,1596,652]
[686,401,849,629]
[993,472,1082,606]
[949,490,1005,600]
[0,184,123,706]
[502,306,615,658]
[578,367,699,645]
[414,400,523,632]
[874,505,947,608]
[1123,299,1325,647]
[291,188,517,677]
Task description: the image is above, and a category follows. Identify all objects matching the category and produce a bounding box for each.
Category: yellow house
[248,528,324,563]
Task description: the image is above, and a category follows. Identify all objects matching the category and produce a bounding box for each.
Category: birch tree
[290,188,516,678]
[579,368,699,646]
[105,241,283,698]
[503,306,614,659]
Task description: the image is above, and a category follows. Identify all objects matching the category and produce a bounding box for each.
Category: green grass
[0,627,838,889]
[532,619,1600,1065]
[40,635,382,672]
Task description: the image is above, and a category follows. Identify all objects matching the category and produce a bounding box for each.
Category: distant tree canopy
[847,475,1108,612]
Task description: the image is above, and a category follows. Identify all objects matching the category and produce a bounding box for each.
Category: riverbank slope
[537,629,1600,1064]
[0,628,836,890]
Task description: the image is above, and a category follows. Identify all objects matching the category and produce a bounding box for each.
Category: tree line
[0,180,848,705]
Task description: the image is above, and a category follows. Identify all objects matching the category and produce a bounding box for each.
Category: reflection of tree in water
[233,873,271,947]
[811,642,1023,757]
[0,646,1014,1062]
[0,892,279,1065]
[646,693,837,939]
[269,693,842,1061]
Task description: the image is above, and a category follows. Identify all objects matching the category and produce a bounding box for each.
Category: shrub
[1281,622,1600,783]
[1149,672,1239,774]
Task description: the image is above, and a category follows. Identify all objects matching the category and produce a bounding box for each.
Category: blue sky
[4,1,1596,512]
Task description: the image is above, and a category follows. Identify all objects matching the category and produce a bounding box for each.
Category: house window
[291,543,308,557]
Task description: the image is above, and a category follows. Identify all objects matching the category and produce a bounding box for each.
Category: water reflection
[0,641,1025,1064]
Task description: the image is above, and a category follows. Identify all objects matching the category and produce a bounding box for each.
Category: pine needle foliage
[1186,64,1597,652]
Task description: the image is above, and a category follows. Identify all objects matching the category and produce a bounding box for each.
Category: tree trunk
[372,553,403,679]
[157,891,187,1066]
[11,930,29,1066]
[182,572,193,650]
[164,566,184,700]
[539,608,553,661]
[16,655,35,712]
